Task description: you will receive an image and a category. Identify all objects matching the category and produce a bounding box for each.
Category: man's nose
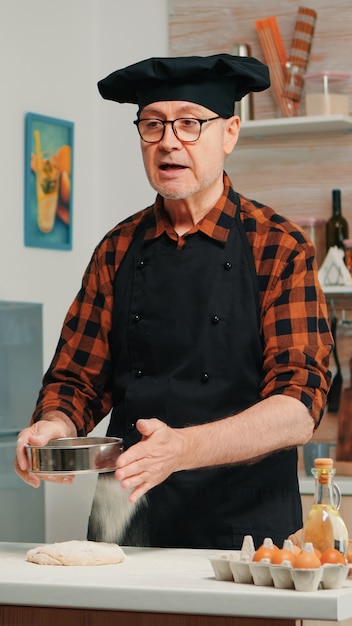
[159,122,181,147]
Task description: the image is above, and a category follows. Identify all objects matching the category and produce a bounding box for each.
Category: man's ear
[223,115,240,155]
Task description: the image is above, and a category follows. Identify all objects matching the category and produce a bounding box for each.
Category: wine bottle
[326,189,349,252]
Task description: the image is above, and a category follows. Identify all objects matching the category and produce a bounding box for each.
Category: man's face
[138,101,240,201]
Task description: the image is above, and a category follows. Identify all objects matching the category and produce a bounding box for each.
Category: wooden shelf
[323,286,352,295]
[240,114,352,139]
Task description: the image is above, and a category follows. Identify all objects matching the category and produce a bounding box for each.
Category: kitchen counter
[1,543,352,625]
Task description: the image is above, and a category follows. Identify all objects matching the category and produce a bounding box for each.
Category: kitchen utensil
[327,316,343,413]
[26,436,123,475]
[336,358,352,462]
[282,6,317,105]
[230,44,253,121]
[255,16,295,117]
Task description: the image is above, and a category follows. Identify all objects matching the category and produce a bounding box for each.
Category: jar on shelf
[303,71,351,116]
[295,217,326,268]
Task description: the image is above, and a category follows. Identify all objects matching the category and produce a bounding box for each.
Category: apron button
[212,315,220,324]
[133,313,141,322]
[138,259,145,268]
[201,372,210,383]
[135,369,144,378]
[224,261,232,270]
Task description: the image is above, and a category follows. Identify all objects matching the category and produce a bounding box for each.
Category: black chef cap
[97,54,270,118]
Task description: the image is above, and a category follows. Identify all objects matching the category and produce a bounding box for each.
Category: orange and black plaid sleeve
[240,194,332,427]
[31,207,153,435]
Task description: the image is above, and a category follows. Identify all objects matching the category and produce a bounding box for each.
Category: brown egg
[320,548,346,565]
[294,549,321,569]
[252,544,278,562]
[271,548,296,566]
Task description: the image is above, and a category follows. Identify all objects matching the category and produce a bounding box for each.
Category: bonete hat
[97,54,270,118]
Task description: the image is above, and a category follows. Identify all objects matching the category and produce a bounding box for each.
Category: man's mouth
[159,163,187,171]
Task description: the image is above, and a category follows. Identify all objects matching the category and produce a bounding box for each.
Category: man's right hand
[14,411,77,487]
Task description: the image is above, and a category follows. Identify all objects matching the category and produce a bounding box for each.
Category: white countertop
[1,543,352,621]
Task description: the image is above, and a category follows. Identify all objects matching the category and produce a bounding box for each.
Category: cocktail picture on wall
[24,112,74,250]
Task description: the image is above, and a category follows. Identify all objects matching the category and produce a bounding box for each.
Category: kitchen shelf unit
[239,116,352,296]
[240,114,352,139]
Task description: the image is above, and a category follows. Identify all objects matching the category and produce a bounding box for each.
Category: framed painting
[24,112,74,250]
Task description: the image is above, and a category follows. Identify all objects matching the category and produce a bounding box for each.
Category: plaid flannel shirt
[32,173,332,434]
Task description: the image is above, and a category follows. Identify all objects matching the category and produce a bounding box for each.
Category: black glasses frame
[133,116,221,143]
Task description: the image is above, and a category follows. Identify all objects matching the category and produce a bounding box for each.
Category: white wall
[0,0,98,368]
[0,0,168,541]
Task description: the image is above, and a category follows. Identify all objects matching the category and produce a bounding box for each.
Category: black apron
[88,189,302,549]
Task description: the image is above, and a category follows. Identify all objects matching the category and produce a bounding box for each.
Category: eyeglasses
[133,116,221,143]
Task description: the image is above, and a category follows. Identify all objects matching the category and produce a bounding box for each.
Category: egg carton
[210,535,349,592]
[210,551,349,591]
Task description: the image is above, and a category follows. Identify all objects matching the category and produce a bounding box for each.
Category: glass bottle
[326,189,349,252]
[343,238,352,276]
[302,458,349,557]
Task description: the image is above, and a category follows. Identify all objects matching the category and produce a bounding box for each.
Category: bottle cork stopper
[314,458,334,469]
[314,457,334,484]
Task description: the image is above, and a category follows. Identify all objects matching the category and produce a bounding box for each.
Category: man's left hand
[115,418,184,502]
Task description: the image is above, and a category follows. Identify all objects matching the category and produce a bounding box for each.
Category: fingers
[14,460,74,488]
[127,482,151,503]
[135,417,165,437]
[14,416,77,488]
[115,419,173,501]
[38,473,75,486]
[16,425,52,472]
[116,465,152,502]
[14,456,41,488]
[14,444,75,487]
[288,528,303,546]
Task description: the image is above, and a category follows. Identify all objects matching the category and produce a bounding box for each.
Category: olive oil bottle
[302,458,348,557]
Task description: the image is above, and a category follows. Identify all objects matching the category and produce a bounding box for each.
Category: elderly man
[15,54,332,549]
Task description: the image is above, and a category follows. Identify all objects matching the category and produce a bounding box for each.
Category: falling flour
[88,472,147,544]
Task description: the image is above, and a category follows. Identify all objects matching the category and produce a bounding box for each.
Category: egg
[271,548,296,566]
[320,548,346,565]
[294,549,321,569]
[252,538,278,562]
